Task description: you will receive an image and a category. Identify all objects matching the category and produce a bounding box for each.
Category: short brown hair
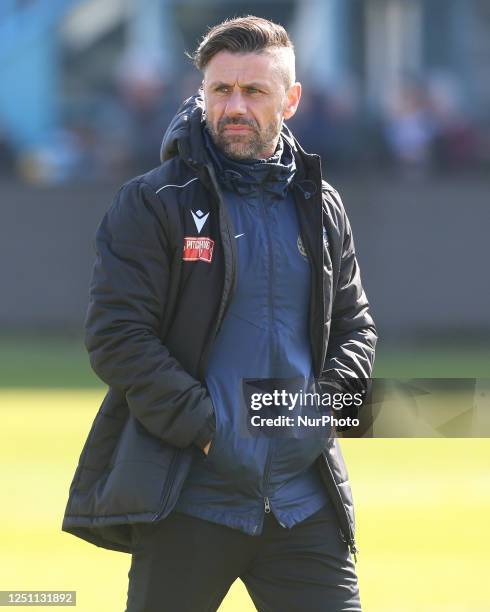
[191,15,295,86]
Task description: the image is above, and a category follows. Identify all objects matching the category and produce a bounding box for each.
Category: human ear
[283,82,302,120]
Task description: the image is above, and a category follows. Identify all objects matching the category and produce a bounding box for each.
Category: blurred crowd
[289,71,488,177]
[1,62,489,185]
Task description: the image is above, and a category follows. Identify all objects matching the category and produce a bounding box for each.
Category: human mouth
[223,125,253,133]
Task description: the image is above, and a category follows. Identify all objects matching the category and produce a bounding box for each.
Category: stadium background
[1,0,489,610]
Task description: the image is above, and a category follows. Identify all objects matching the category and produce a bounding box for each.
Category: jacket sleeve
[84,179,215,450]
[321,195,377,413]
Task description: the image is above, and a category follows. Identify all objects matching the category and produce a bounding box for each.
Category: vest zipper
[262,435,275,514]
[259,186,276,520]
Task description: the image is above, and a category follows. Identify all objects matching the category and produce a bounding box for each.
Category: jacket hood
[160,94,207,164]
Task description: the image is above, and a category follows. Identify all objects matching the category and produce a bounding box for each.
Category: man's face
[202,50,301,160]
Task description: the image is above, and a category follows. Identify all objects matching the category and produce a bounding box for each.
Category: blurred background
[1,1,489,611]
[1,0,489,362]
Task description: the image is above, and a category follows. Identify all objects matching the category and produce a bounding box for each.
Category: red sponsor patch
[182,236,215,263]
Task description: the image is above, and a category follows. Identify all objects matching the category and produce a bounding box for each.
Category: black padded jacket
[61,95,377,557]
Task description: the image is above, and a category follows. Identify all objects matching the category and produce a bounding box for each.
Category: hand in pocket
[204,432,220,462]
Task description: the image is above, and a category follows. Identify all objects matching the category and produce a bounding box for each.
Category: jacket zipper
[197,163,238,378]
[320,451,358,561]
[294,175,325,380]
[299,182,358,557]
[295,178,358,556]
[152,449,180,521]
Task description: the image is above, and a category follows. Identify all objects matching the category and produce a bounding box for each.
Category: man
[62,16,377,612]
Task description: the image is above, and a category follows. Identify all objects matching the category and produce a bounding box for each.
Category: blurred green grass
[0,337,101,388]
[1,337,489,611]
[1,390,489,612]
[1,336,489,388]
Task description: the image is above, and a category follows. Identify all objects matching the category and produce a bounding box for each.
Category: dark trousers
[125,504,361,612]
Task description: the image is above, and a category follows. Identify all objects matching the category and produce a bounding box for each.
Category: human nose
[225,89,247,116]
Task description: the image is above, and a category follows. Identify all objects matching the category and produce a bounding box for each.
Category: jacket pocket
[201,385,237,475]
[199,380,266,491]
[203,391,221,463]
[111,414,174,468]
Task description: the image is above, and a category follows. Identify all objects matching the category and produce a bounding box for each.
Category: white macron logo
[191,209,209,234]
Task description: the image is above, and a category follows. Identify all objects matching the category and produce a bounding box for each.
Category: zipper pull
[349,540,359,564]
[264,497,271,514]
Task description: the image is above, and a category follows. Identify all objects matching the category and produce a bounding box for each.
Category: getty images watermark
[239,377,368,438]
[249,388,363,430]
[239,377,490,438]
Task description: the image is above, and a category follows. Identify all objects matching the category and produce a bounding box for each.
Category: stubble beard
[206,115,282,161]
